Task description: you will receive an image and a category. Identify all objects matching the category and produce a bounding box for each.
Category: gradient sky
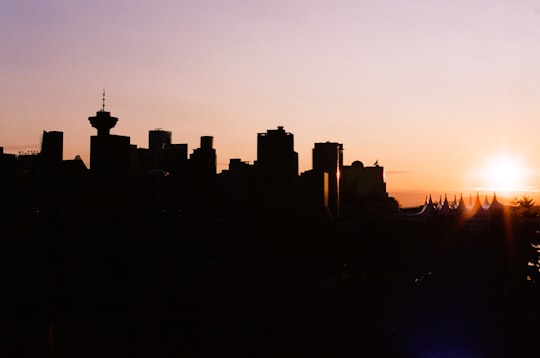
[2,0,540,206]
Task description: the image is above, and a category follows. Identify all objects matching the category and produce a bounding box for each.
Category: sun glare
[479,153,530,192]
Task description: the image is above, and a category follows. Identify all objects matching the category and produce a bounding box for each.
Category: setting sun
[479,153,531,192]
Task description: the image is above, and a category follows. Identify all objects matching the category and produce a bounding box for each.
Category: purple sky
[2,0,540,206]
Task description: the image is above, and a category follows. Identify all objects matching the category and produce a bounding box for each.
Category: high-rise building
[254,126,298,215]
[189,136,217,205]
[190,136,216,178]
[162,143,188,174]
[149,129,171,152]
[40,130,63,165]
[313,142,343,219]
[222,158,254,215]
[340,160,398,219]
[256,126,298,177]
[149,129,171,169]
[341,161,387,200]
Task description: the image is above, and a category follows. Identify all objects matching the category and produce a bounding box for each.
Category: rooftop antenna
[101,89,106,111]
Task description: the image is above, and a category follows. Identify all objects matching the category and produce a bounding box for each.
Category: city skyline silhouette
[1,97,536,209]
[2,99,540,356]
[3,1,540,356]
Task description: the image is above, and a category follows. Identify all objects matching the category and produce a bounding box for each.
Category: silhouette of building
[88,102,130,178]
[340,160,398,220]
[254,126,298,216]
[0,101,417,221]
[35,130,65,208]
[143,132,189,208]
[218,158,255,217]
[40,130,63,165]
[0,147,17,209]
[162,143,189,209]
[149,129,171,169]
[162,143,188,175]
[149,129,171,152]
[89,102,117,136]
[312,142,343,219]
[297,169,331,220]
[190,136,216,181]
[189,136,217,209]
[13,151,41,208]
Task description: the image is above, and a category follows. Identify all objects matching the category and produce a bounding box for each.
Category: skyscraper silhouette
[313,142,343,219]
[254,126,298,216]
[340,160,397,219]
[40,130,63,165]
[189,136,217,209]
[149,129,172,170]
[190,136,216,182]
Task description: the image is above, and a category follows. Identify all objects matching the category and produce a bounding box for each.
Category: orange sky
[2,1,540,207]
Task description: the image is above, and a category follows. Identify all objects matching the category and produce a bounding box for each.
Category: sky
[2,0,540,207]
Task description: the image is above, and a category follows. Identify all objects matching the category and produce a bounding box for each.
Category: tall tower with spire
[88,91,131,178]
[89,90,118,136]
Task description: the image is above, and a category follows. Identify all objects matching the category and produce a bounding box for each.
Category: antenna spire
[102,89,106,111]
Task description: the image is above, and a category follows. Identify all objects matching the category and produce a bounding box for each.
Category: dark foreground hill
[2,208,540,357]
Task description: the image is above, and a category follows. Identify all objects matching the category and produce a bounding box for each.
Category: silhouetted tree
[508,194,540,327]
[512,195,536,218]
